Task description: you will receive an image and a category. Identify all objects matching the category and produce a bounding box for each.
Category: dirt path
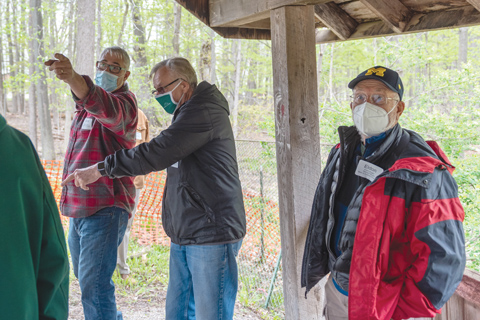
[69,279,262,320]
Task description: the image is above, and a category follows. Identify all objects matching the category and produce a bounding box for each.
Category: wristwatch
[97,161,107,177]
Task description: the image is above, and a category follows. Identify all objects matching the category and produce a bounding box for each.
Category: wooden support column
[271,5,322,319]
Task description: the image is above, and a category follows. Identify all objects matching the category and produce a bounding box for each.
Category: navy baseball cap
[348,66,404,101]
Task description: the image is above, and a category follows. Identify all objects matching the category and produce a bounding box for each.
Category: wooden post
[270,5,322,319]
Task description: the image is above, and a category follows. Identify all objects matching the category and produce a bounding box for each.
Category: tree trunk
[31,0,55,159]
[27,0,37,146]
[199,39,211,82]
[12,1,24,114]
[129,0,161,126]
[75,0,96,78]
[210,29,216,84]
[173,2,181,56]
[0,2,5,115]
[328,43,334,103]
[97,0,102,58]
[64,0,75,152]
[118,0,128,46]
[459,27,468,68]
[6,0,17,113]
[232,39,242,138]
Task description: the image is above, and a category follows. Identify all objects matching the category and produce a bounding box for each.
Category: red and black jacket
[301,124,465,320]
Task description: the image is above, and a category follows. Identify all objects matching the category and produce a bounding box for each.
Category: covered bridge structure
[175,1,480,319]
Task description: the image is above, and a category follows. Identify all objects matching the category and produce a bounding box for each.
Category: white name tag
[355,160,384,182]
[136,131,142,140]
[171,162,179,168]
[81,118,93,130]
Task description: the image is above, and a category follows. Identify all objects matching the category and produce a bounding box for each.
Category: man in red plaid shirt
[46,46,137,320]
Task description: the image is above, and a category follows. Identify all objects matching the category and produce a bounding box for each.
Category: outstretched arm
[45,53,89,99]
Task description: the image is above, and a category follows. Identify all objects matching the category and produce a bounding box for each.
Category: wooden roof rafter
[175,0,480,44]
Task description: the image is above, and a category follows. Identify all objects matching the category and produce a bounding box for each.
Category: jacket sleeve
[392,166,466,319]
[74,76,138,140]
[37,155,69,320]
[104,104,213,178]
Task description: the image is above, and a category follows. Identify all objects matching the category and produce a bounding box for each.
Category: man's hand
[61,163,103,190]
[45,53,75,83]
[45,53,89,99]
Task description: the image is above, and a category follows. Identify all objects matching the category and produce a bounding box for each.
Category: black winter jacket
[104,81,246,245]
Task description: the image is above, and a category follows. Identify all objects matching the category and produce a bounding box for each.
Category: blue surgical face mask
[155,80,184,114]
[95,70,119,92]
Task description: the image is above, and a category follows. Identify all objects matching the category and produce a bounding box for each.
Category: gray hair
[150,57,198,89]
[99,46,131,71]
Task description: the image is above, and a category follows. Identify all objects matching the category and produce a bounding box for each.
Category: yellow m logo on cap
[365,67,386,77]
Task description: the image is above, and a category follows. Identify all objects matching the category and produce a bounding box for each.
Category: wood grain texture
[270,5,322,319]
[314,2,358,40]
[316,6,480,44]
[465,0,480,12]
[359,0,412,32]
[209,0,330,27]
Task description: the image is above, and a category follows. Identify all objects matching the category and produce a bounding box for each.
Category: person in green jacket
[0,113,69,319]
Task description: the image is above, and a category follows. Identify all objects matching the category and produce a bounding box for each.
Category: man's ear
[123,71,131,82]
[350,101,354,111]
[396,101,405,117]
[181,80,190,93]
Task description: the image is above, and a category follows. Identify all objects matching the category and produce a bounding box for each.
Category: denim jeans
[166,240,243,320]
[69,207,129,320]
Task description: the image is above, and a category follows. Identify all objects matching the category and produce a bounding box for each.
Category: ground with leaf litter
[68,278,263,319]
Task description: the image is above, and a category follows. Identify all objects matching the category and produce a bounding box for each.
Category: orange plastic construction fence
[41,160,282,267]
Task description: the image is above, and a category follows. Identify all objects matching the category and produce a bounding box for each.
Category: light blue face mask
[155,80,184,114]
[95,70,119,92]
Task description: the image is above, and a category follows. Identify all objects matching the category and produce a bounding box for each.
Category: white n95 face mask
[353,102,397,137]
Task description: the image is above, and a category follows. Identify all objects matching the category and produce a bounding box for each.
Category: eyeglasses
[96,61,126,74]
[350,93,398,106]
[151,78,181,95]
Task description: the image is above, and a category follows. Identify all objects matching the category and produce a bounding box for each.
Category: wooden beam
[316,6,480,44]
[175,0,209,25]
[359,0,412,33]
[209,0,331,27]
[270,5,322,319]
[212,27,271,40]
[238,18,271,30]
[314,2,358,40]
[467,0,480,12]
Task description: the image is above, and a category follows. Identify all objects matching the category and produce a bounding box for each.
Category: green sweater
[0,114,69,319]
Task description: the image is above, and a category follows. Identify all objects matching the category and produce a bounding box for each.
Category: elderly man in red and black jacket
[46,46,137,320]
[301,66,466,320]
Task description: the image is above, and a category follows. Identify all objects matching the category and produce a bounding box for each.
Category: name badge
[355,160,384,182]
[81,118,94,130]
[171,161,179,168]
[136,131,142,140]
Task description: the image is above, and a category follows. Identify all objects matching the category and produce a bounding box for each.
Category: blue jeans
[68,207,129,320]
[166,241,243,320]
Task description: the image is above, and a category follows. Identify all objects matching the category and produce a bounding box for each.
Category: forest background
[0,0,479,317]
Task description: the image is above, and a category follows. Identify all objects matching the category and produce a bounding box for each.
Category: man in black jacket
[62,57,247,320]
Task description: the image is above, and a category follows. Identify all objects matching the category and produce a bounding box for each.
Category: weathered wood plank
[454,269,480,306]
[237,18,271,30]
[464,299,480,320]
[445,293,465,320]
[209,0,331,27]
[212,27,271,40]
[314,2,358,40]
[359,0,412,32]
[175,0,209,25]
[270,5,322,319]
[316,6,480,44]
[466,0,480,12]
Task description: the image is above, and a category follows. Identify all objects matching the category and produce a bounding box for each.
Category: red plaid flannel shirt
[60,76,138,218]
